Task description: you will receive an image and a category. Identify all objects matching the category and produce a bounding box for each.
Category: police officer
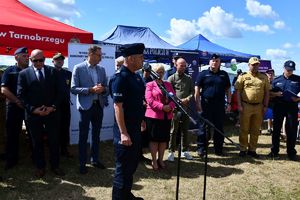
[52,52,72,157]
[1,47,29,170]
[235,57,270,158]
[194,54,231,157]
[269,60,300,161]
[110,43,145,200]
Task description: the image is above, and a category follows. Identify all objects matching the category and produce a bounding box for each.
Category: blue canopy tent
[94,25,180,63]
[177,34,260,64]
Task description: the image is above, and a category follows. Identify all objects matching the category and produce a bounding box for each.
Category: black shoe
[239,151,247,157]
[52,168,65,176]
[79,166,88,174]
[91,161,106,169]
[139,155,151,163]
[129,192,144,200]
[268,152,279,159]
[247,151,260,158]
[288,154,298,161]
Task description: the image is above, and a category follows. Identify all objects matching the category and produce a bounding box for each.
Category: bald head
[30,49,43,58]
[175,58,187,75]
[30,49,45,69]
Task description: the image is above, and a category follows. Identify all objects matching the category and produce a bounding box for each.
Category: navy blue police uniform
[270,61,300,159]
[195,67,231,155]
[110,66,145,199]
[1,47,28,168]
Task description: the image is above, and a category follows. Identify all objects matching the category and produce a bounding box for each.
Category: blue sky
[15,0,300,74]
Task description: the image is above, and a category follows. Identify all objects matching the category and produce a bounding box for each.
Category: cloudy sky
[12,0,300,74]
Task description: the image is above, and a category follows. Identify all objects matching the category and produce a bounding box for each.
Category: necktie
[38,69,45,83]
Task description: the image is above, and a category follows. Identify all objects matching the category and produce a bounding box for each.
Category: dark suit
[17,65,61,170]
[56,69,72,154]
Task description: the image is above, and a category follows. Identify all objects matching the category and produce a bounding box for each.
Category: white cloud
[265,49,289,59]
[237,23,272,33]
[166,6,272,45]
[273,20,285,29]
[19,0,80,25]
[283,43,293,49]
[246,0,277,19]
[197,6,242,38]
[167,18,198,45]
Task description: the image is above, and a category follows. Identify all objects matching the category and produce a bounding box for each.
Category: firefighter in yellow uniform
[235,57,270,158]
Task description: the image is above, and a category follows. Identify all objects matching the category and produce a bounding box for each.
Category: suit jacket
[145,80,176,120]
[17,65,62,117]
[71,61,108,110]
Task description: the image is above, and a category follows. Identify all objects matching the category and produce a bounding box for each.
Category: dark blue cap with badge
[119,43,145,57]
[14,47,28,55]
[284,60,296,71]
[210,53,220,60]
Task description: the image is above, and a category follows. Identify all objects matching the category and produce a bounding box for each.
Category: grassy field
[0,126,300,200]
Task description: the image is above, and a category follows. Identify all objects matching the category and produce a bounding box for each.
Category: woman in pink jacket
[145,64,176,170]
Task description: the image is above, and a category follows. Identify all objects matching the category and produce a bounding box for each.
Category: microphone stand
[148,71,196,200]
[146,65,239,200]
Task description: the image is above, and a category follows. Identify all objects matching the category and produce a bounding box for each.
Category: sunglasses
[32,58,45,63]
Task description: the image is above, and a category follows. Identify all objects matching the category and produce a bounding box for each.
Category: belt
[242,100,260,105]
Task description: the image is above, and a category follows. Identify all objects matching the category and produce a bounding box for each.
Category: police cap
[284,60,296,71]
[14,47,28,55]
[210,54,220,60]
[52,52,65,60]
[237,69,242,74]
[119,43,145,57]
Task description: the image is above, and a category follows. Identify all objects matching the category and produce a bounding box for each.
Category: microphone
[168,92,197,125]
[168,92,182,103]
[143,63,160,80]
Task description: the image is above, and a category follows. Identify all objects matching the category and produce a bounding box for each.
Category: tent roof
[0,0,93,57]
[177,34,260,63]
[101,25,178,49]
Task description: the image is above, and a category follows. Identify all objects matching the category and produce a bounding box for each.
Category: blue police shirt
[272,74,300,103]
[111,66,145,123]
[1,65,23,96]
[195,69,230,100]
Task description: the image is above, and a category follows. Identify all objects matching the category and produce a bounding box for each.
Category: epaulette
[241,72,247,75]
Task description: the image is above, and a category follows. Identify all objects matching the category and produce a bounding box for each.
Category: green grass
[0,126,300,200]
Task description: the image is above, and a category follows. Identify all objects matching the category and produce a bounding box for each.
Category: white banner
[68,43,115,144]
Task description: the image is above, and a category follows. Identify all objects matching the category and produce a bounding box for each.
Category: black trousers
[58,101,71,153]
[272,102,298,156]
[112,123,141,200]
[27,112,59,169]
[197,99,225,154]
[5,103,24,165]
